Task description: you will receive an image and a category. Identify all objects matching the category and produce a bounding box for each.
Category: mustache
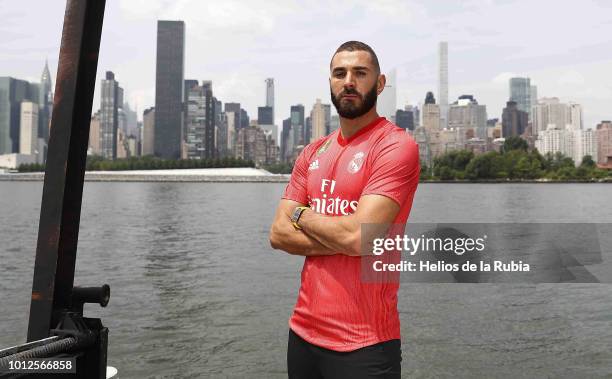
[339,89,362,98]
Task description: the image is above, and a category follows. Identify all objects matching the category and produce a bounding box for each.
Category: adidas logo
[308,159,319,171]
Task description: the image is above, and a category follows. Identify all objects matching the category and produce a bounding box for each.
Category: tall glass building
[100,71,123,159]
[290,104,305,146]
[154,20,185,159]
[438,42,448,129]
[265,78,274,124]
[509,77,531,117]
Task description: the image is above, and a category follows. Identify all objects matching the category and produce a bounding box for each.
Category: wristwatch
[291,206,309,230]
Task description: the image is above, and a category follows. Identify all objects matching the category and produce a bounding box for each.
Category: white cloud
[4,0,612,127]
[575,86,612,100]
[557,70,585,86]
[492,72,518,84]
[361,0,418,21]
[119,0,296,34]
[214,72,260,108]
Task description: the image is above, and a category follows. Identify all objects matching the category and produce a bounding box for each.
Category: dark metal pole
[27,0,106,342]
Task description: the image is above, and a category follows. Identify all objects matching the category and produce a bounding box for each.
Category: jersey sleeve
[361,133,420,206]
[281,148,309,204]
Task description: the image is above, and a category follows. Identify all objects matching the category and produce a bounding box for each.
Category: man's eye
[334,72,345,78]
[356,71,366,76]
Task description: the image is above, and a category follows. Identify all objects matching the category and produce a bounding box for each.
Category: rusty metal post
[27,0,106,342]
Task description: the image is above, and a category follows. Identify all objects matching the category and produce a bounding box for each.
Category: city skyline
[2,0,612,130]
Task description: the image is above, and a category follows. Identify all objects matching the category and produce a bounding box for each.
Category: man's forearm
[298,209,361,256]
[269,218,337,256]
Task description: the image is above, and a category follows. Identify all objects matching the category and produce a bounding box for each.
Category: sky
[2,0,612,128]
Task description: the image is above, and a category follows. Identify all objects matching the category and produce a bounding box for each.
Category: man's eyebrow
[332,66,371,72]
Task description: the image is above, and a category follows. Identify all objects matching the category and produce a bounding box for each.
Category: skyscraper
[422,92,440,131]
[212,98,223,156]
[184,80,214,159]
[235,124,274,165]
[19,101,38,156]
[142,107,155,156]
[532,98,572,136]
[39,60,53,144]
[154,20,185,159]
[240,108,250,132]
[377,68,396,121]
[0,77,39,155]
[290,104,305,146]
[568,102,583,130]
[281,117,292,162]
[258,106,274,125]
[438,42,449,129]
[509,77,531,117]
[405,104,420,129]
[501,101,528,137]
[225,111,236,155]
[323,104,331,135]
[530,85,538,110]
[304,116,312,144]
[202,81,215,158]
[225,103,241,131]
[183,79,198,147]
[310,99,326,141]
[265,78,274,123]
[100,71,123,159]
[122,101,138,138]
[448,95,487,139]
[88,111,101,155]
[395,109,414,131]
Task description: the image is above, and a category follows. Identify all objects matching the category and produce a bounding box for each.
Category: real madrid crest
[347,151,365,174]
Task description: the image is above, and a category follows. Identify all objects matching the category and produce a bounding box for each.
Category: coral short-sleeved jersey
[282,116,420,352]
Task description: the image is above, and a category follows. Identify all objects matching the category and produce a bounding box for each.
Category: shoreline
[0,172,610,183]
[0,172,291,183]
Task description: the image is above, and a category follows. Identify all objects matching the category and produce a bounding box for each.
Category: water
[1,182,611,378]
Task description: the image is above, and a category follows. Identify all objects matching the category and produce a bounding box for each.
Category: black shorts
[287,329,402,379]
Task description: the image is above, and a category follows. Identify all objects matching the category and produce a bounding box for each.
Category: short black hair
[330,41,380,75]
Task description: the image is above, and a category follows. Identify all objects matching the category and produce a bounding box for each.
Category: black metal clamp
[70,284,110,315]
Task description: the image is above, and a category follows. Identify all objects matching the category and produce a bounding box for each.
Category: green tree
[514,156,532,179]
[465,151,499,180]
[580,155,596,169]
[452,150,474,171]
[556,166,576,180]
[503,136,528,153]
[419,164,431,180]
[438,166,455,180]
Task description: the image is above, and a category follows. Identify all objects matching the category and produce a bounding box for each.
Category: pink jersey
[282,116,420,352]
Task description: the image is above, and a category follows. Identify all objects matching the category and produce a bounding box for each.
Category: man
[269,41,420,378]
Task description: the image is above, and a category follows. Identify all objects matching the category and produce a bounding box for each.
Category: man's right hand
[269,199,337,257]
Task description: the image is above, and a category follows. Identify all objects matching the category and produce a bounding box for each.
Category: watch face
[291,208,302,223]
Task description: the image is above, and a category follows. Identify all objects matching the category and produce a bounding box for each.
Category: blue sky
[2,0,611,128]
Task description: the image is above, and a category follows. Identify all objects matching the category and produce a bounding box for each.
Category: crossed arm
[268,194,400,257]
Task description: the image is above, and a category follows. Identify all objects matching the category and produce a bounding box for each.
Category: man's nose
[343,72,356,88]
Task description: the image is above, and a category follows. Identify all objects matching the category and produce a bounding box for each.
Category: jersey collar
[337,116,386,147]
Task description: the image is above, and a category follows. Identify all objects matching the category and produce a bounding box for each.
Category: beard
[330,81,378,119]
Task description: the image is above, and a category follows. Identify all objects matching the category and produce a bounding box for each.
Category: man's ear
[377,74,386,95]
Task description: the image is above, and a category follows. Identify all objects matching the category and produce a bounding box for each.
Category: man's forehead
[331,50,374,70]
